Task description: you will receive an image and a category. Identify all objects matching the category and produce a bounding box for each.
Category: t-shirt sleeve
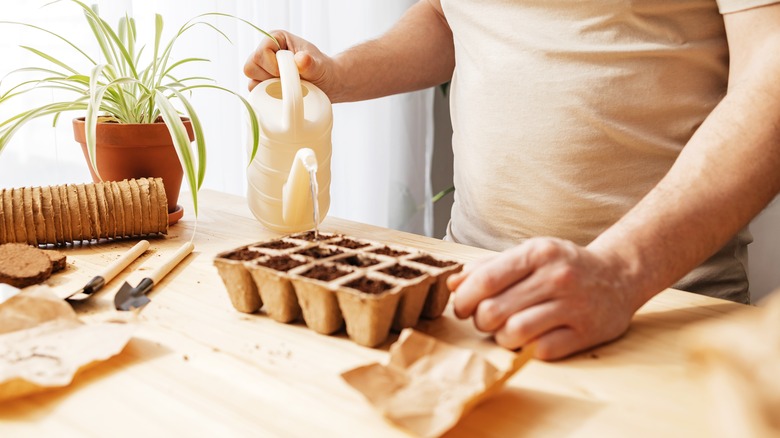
[717,0,780,13]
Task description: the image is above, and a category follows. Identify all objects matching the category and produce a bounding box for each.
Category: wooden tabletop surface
[0,190,749,437]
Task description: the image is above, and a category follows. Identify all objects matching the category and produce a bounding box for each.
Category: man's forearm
[588,6,780,308]
[330,0,454,103]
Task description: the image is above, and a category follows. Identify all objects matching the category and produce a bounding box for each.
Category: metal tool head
[114,278,153,311]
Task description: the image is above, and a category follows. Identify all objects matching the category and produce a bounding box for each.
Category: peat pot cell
[254,240,300,250]
[334,254,381,268]
[379,263,425,280]
[300,264,350,282]
[410,255,458,268]
[289,230,336,241]
[344,276,394,295]
[222,248,264,261]
[255,255,307,272]
[296,246,344,260]
[370,246,410,258]
[331,238,371,250]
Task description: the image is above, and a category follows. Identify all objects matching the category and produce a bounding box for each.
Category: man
[244,0,780,360]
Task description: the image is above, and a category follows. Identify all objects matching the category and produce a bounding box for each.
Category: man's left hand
[448,237,639,360]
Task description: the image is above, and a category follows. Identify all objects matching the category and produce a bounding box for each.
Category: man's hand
[243,31,339,96]
[448,237,640,361]
[242,1,454,103]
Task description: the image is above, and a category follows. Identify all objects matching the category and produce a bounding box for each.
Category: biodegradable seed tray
[0,178,168,245]
[214,232,463,347]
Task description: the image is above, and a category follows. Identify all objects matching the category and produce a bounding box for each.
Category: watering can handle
[276,50,304,134]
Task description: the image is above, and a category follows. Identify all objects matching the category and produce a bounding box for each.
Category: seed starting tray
[214,231,463,347]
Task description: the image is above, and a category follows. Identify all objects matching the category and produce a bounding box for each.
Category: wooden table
[0,190,749,437]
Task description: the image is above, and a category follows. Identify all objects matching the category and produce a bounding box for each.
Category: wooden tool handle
[148,242,195,285]
[98,240,150,283]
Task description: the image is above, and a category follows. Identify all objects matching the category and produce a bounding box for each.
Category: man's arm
[243,0,453,103]
[589,5,780,305]
[450,4,780,360]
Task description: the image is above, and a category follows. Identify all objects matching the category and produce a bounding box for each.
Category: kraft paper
[0,286,136,402]
[341,329,531,437]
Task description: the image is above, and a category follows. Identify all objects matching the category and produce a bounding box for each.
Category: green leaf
[93,13,138,78]
[79,4,117,68]
[85,64,110,180]
[179,84,260,164]
[19,46,80,75]
[0,100,89,155]
[165,87,207,190]
[197,13,281,49]
[154,90,199,216]
[162,57,210,79]
[432,186,455,203]
[0,20,97,65]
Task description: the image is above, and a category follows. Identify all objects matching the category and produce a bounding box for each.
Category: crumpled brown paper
[341,329,532,437]
[0,286,136,402]
[688,291,780,438]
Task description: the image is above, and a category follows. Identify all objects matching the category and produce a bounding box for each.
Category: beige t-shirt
[442,0,777,303]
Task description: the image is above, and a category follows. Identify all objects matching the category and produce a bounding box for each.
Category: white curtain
[0,0,434,236]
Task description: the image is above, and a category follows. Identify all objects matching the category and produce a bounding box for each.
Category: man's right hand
[243,31,340,98]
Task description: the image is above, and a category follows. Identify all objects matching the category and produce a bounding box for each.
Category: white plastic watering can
[246,50,332,233]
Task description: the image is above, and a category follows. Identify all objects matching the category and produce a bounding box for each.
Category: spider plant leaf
[85,64,110,180]
[155,89,199,216]
[165,87,207,190]
[185,21,232,44]
[0,79,48,101]
[1,67,67,87]
[65,74,90,84]
[19,46,79,75]
[197,13,281,49]
[180,83,260,164]
[79,5,117,68]
[118,15,127,50]
[162,57,210,79]
[134,44,146,66]
[151,14,163,85]
[164,77,215,90]
[94,13,138,78]
[0,100,88,154]
[128,15,137,49]
[0,20,97,65]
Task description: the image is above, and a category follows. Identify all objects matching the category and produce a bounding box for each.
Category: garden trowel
[66,240,150,302]
[114,242,195,311]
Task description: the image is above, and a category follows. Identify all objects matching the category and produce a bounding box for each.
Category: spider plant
[0,0,278,215]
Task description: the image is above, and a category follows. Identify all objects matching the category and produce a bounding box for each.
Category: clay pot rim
[72,116,192,127]
[72,116,195,146]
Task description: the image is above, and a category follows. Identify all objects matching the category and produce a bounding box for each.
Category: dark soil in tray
[255,240,299,250]
[256,255,307,272]
[379,264,424,279]
[334,254,380,268]
[289,230,334,241]
[370,246,409,257]
[296,246,344,260]
[332,238,370,249]
[223,248,263,261]
[410,255,458,268]
[344,276,393,295]
[300,264,350,281]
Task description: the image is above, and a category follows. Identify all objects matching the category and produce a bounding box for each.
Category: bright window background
[0,0,435,236]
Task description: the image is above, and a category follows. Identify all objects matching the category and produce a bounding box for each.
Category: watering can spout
[282,147,318,226]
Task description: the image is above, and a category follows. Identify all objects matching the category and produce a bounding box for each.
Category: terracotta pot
[73,117,195,215]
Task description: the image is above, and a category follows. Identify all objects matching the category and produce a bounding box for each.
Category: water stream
[309,169,319,240]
